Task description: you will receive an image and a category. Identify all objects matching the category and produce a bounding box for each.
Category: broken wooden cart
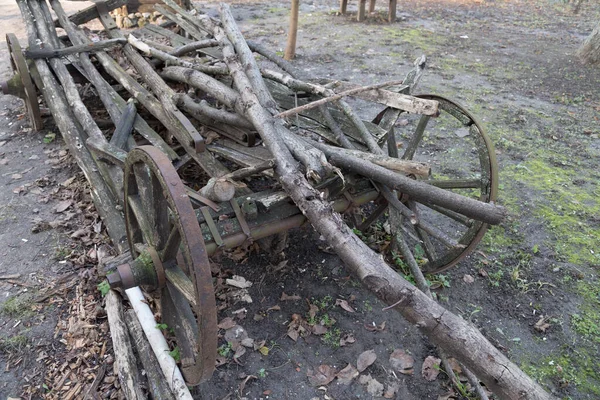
[5,0,555,398]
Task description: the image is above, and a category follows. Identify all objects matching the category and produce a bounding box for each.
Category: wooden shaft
[284,0,299,61]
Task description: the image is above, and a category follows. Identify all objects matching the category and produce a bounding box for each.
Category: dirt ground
[1,0,599,399]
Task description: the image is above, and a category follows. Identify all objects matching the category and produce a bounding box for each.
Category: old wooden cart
[5,2,550,399]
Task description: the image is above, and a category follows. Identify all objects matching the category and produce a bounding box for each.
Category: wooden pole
[369,0,376,13]
[358,0,367,21]
[340,0,348,14]
[389,0,397,23]
[284,0,300,61]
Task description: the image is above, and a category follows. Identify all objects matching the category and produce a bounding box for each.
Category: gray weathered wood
[105,291,147,400]
[18,0,127,252]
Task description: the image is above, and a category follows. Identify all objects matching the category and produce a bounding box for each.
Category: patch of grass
[0,333,29,353]
[217,343,232,357]
[0,293,35,318]
[169,346,181,362]
[97,281,110,297]
[322,327,341,348]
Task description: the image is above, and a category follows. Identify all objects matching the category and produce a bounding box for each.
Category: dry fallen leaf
[447,357,462,375]
[384,381,401,399]
[463,274,475,284]
[364,321,386,332]
[357,349,377,372]
[534,315,551,333]
[336,364,359,385]
[217,317,237,330]
[307,365,337,386]
[226,275,253,289]
[55,200,73,213]
[335,298,355,313]
[280,292,301,301]
[389,349,414,375]
[437,391,457,400]
[422,356,441,381]
[358,374,384,397]
[311,324,328,335]
[339,333,356,347]
[258,346,269,356]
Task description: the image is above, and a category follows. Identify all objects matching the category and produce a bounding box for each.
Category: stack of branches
[15,0,555,398]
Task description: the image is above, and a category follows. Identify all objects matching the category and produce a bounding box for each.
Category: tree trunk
[578,21,600,65]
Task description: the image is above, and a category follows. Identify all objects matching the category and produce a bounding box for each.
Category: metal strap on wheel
[200,206,224,247]
[230,198,252,240]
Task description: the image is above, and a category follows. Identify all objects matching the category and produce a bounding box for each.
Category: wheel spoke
[420,202,473,227]
[415,218,461,249]
[164,265,197,307]
[402,115,430,160]
[426,178,482,190]
[408,201,438,262]
[132,163,170,248]
[127,194,155,246]
[161,225,181,262]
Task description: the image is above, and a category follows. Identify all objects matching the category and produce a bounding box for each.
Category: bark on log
[105,290,147,400]
[125,310,176,400]
[578,21,600,65]
[216,5,554,398]
[311,143,431,177]
[24,38,126,58]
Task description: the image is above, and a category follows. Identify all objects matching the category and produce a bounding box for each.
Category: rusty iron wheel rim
[6,33,43,131]
[399,94,498,274]
[124,146,217,384]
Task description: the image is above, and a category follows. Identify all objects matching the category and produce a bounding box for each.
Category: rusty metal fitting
[107,263,136,289]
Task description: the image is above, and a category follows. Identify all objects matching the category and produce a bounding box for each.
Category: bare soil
[1,0,600,399]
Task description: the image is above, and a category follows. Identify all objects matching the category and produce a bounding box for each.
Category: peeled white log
[125,287,193,400]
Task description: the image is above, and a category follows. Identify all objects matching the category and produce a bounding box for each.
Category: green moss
[571,281,600,343]
[503,158,600,265]
[0,333,29,353]
[521,349,600,396]
[382,27,446,52]
[0,293,35,318]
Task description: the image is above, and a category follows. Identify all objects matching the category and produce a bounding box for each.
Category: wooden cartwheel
[1,33,43,131]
